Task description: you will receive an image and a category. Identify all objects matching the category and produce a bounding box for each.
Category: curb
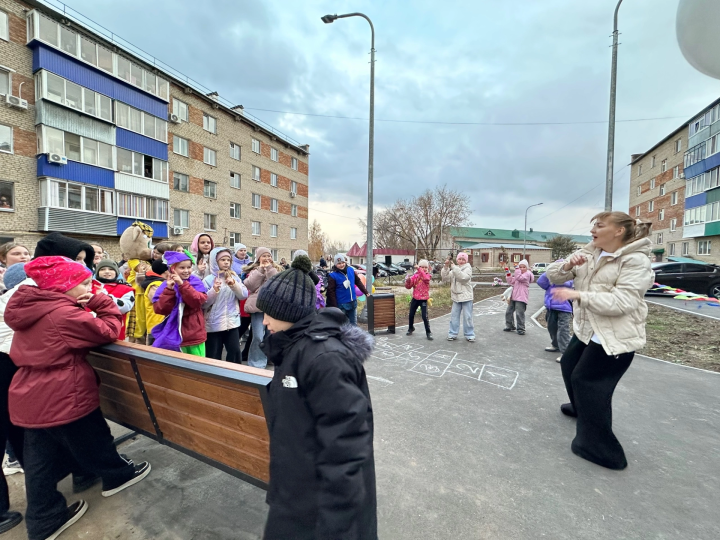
[636,353,720,376]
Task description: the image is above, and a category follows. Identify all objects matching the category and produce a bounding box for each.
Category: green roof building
[450,227,592,249]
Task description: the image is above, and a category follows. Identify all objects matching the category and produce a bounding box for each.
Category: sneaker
[406,329,414,336]
[3,459,23,476]
[560,403,577,418]
[0,511,22,534]
[556,356,562,363]
[544,346,559,352]
[43,500,88,540]
[426,333,434,341]
[466,337,475,342]
[517,331,526,335]
[101,462,151,497]
[503,328,515,332]
[447,336,457,341]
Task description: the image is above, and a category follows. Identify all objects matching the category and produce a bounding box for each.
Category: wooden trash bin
[368,293,395,335]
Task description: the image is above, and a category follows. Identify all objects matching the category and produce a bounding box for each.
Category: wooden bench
[87,342,273,489]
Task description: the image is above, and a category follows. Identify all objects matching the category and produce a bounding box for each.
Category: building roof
[464,243,551,251]
[346,242,363,257]
[450,227,591,244]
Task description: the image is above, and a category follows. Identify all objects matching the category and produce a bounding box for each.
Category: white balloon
[677,0,720,79]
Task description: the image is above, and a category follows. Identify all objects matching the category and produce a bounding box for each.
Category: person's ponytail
[591,211,652,244]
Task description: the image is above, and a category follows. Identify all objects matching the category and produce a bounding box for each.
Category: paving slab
[3,290,719,539]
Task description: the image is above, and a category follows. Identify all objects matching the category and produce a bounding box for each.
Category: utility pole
[605,0,624,211]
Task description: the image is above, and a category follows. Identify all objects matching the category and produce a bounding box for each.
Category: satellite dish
[677,0,720,79]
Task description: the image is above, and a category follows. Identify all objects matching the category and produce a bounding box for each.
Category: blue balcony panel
[37,155,114,188]
[684,151,720,179]
[684,192,707,209]
[117,217,168,239]
[116,129,168,161]
[32,44,167,118]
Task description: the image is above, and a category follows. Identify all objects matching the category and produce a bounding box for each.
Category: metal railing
[36,0,304,148]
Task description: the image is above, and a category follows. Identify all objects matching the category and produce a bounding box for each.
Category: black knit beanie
[34,232,95,269]
[256,255,316,323]
[151,259,169,275]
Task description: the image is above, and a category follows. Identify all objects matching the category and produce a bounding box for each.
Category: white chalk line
[645,299,720,321]
[636,353,720,376]
[393,294,504,329]
[367,375,395,385]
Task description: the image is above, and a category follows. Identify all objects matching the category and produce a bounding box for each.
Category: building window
[115,102,167,142]
[38,126,113,169]
[271,147,278,162]
[682,242,689,256]
[116,148,168,182]
[0,180,14,211]
[39,179,114,214]
[650,178,655,189]
[204,213,217,231]
[675,139,682,154]
[202,113,217,134]
[173,135,189,157]
[697,240,712,255]
[648,200,654,212]
[291,181,297,195]
[291,157,298,170]
[671,191,678,205]
[481,253,489,263]
[230,172,241,189]
[635,206,640,217]
[252,193,261,208]
[203,180,217,199]
[659,208,665,221]
[229,232,241,246]
[669,243,676,256]
[656,233,663,244]
[638,164,643,176]
[670,218,677,232]
[173,209,189,228]
[290,227,297,240]
[252,166,261,181]
[271,173,278,187]
[117,193,168,220]
[271,224,278,238]
[230,203,241,219]
[172,99,188,122]
[660,184,666,196]
[203,147,216,166]
[271,198,278,213]
[651,156,656,168]
[230,142,240,160]
[0,10,8,42]
[673,166,680,179]
[661,159,667,173]
[252,138,260,154]
[173,172,189,192]
[252,221,261,236]
[512,253,521,263]
[637,186,641,196]
[36,71,113,122]
[0,124,12,154]
[0,68,10,96]
[291,204,298,217]
[271,249,278,260]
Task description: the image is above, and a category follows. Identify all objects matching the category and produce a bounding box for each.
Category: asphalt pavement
[4,290,719,539]
[645,295,720,320]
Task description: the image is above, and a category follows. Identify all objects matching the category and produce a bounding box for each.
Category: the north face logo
[282,376,298,388]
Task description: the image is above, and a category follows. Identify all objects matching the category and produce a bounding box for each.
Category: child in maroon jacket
[405,259,433,340]
[5,257,151,540]
[151,250,208,356]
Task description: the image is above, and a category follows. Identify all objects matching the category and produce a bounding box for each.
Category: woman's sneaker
[101,462,151,497]
[2,459,23,476]
[44,500,88,540]
[447,336,457,341]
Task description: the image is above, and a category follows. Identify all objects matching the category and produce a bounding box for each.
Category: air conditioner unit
[169,113,180,124]
[290,192,297,198]
[47,153,68,165]
[680,172,685,179]
[5,95,28,110]
[172,226,184,235]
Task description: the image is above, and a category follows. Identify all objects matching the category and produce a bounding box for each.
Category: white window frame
[291,157,298,171]
[203,147,217,166]
[230,202,241,219]
[291,204,298,217]
[252,221,261,236]
[0,180,14,212]
[271,198,278,213]
[271,147,278,162]
[203,179,217,199]
[230,172,241,189]
[38,126,114,169]
[638,164,643,176]
[291,180,297,195]
[37,70,113,123]
[0,66,13,96]
[173,172,189,192]
[661,159,667,173]
[252,138,260,154]
[252,193,261,209]
[697,240,712,255]
[271,173,278,187]
[230,142,240,161]
[656,233,663,244]
[39,178,114,215]
[673,166,680,179]
[204,213,217,231]
[0,123,13,154]
[637,186,641,196]
[114,101,167,143]
[116,148,168,182]
[172,99,189,122]
[252,166,261,182]
[117,192,168,221]
[659,184,665,196]
[203,113,217,134]
[270,224,278,238]
[648,200,654,212]
[675,139,682,154]
[0,9,8,42]
[682,242,689,256]
[671,191,678,206]
[173,208,189,229]
[229,232,241,246]
[271,249,278,260]
[668,243,675,256]
[290,227,297,240]
[651,156,656,168]
[173,135,189,157]
[635,206,640,217]
[670,218,677,232]
[650,178,656,189]
[659,208,665,221]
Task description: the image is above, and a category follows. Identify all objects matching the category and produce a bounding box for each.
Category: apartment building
[0,0,309,260]
[628,126,687,262]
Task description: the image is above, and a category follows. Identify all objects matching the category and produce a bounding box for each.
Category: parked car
[649,262,720,299]
[389,263,407,275]
[376,262,401,276]
[532,262,549,275]
[397,262,414,271]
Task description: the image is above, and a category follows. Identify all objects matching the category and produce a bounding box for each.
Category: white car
[532,262,549,275]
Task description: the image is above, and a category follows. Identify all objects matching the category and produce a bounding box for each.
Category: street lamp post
[524,203,543,260]
[322,12,376,326]
[605,0,624,211]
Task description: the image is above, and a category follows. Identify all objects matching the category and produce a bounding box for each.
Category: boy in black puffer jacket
[257,255,377,540]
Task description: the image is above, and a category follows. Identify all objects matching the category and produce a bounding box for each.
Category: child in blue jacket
[537,269,573,362]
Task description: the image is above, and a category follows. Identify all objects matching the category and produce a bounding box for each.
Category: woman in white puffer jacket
[546,211,654,471]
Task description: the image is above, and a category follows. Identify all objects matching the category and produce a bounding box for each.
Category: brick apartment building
[0,0,309,260]
[628,126,687,262]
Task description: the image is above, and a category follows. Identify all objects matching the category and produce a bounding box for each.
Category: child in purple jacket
[537,265,573,362]
[503,259,534,335]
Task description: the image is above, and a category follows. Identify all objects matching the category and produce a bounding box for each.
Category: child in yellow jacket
[139,260,169,346]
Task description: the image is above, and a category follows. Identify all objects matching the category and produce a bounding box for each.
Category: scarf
[151,275,206,351]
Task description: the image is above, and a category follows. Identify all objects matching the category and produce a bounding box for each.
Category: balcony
[38,207,117,236]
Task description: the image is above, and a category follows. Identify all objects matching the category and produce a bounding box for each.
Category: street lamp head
[321,14,338,24]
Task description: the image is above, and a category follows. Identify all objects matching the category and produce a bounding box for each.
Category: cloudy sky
[60,0,720,245]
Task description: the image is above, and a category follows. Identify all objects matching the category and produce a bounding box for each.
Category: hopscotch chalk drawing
[371,338,519,390]
[473,300,507,317]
